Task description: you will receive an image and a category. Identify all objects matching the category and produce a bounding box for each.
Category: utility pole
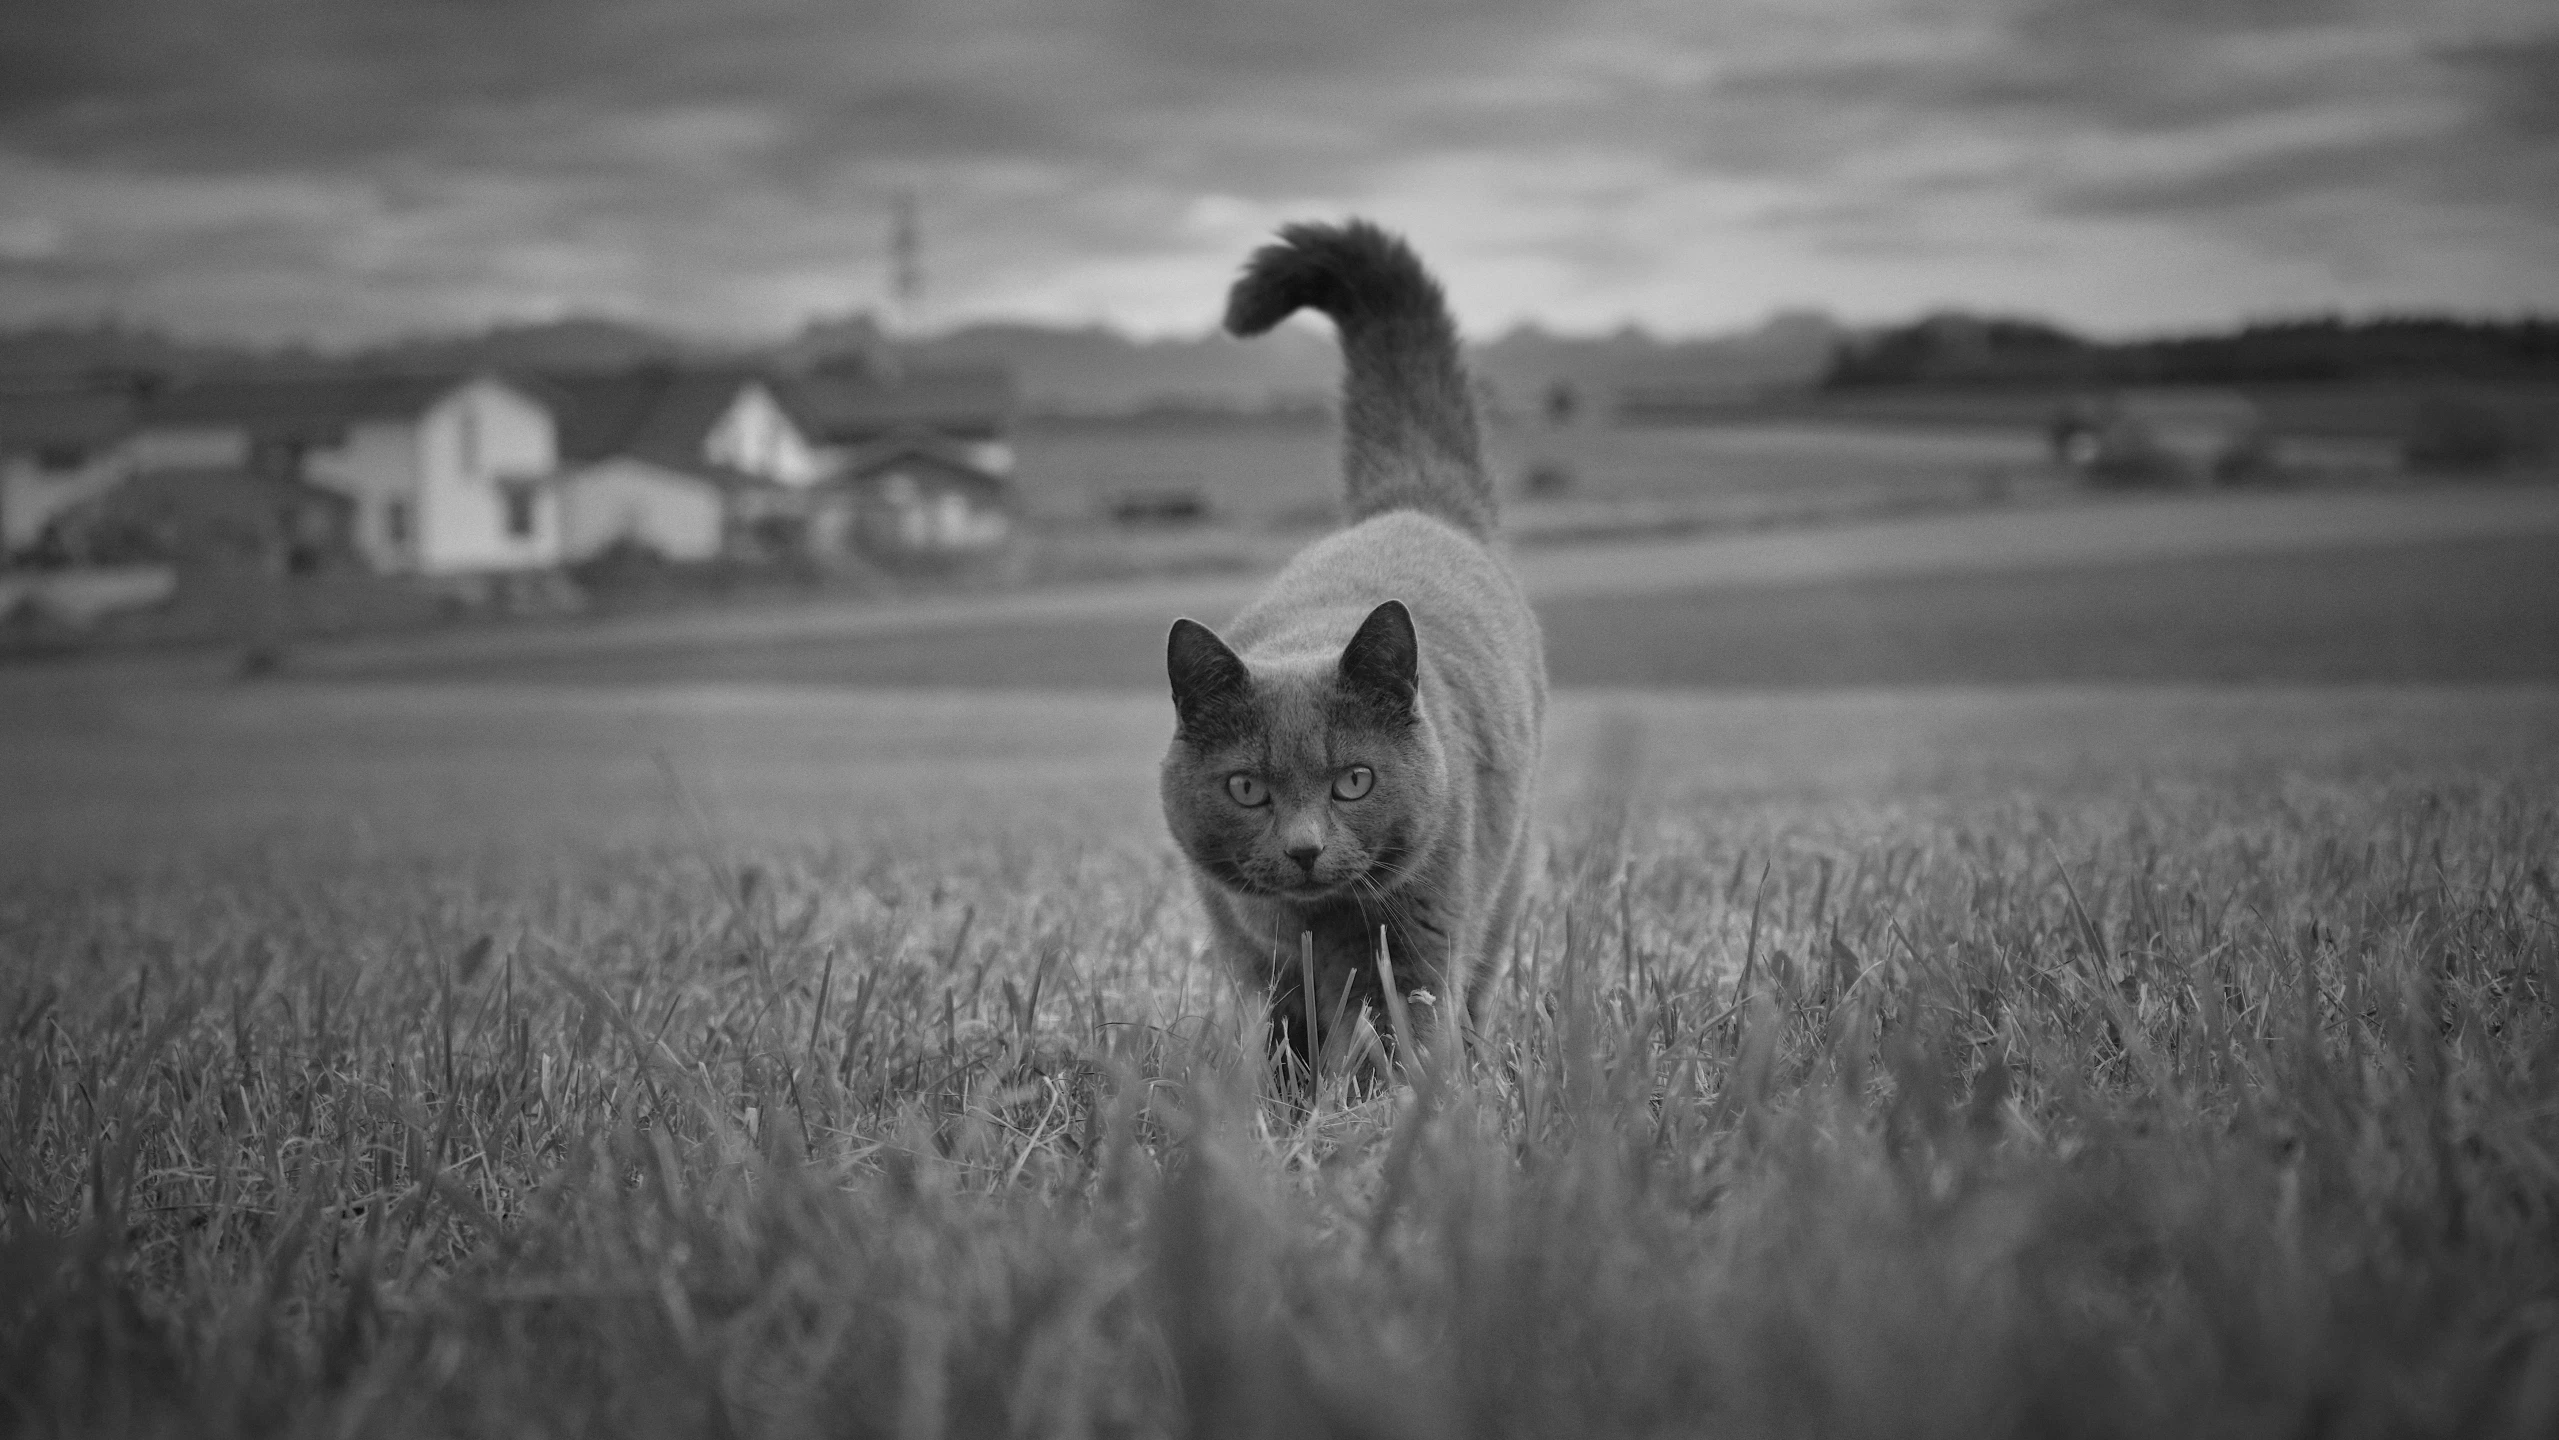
[890,189,922,336]
[879,188,922,384]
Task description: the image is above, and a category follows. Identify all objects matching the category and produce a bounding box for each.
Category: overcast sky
[2,0,2553,345]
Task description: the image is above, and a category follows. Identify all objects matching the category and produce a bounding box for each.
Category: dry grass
[5,703,2559,1437]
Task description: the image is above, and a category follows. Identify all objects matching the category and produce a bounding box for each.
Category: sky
[1,0,2553,346]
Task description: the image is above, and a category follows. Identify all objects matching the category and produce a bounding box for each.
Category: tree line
[1825,313,2559,387]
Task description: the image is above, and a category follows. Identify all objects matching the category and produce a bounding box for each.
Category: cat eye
[1226,773,1269,807]
[1332,765,1375,801]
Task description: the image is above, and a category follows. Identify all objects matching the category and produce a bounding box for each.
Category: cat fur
[1160,219,1546,1067]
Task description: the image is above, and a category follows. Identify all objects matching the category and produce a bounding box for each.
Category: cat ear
[1167,618,1250,736]
[1338,600,1418,714]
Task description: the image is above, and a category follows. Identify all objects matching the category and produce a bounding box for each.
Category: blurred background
[1,0,2555,862]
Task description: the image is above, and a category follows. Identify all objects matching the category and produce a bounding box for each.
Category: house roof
[0,388,136,451]
[533,366,785,478]
[77,466,352,523]
[569,451,778,497]
[136,373,480,435]
[142,464,351,503]
[780,366,1015,443]
[843,425,999,470]
[529,370,671,462]
[45,466,352,566]
[623,372,766,472]
[842,442,1011,495]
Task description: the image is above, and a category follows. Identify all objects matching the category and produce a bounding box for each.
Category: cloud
[0,0,2553,342]
[2435,28,2559,143]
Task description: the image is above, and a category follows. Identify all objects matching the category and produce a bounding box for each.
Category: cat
[1160,219,1547,1075]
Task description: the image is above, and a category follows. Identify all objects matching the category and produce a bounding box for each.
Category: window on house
[384,499,411,545]
[501,483,536,539]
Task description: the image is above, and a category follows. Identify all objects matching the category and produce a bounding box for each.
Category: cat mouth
[1254,872,1354,903]
[1207,853,1377,903]
[1206,858,1343,902]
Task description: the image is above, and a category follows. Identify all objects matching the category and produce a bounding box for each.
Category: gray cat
[1160,219,1546,1074]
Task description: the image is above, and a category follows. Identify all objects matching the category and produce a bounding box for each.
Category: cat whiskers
[1347,869,1425,960]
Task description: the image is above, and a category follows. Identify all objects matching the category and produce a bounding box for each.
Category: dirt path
[289,485,2559,674]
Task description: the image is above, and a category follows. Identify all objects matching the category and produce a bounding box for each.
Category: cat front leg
[1200,893,1375,1086]
[1468,830,1536,1032]
[1356,894,1473,1065]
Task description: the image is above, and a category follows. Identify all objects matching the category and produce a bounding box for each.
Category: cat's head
[1159,599,1448,902]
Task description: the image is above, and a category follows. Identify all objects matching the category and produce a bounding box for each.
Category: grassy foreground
[5,701,2559,1436]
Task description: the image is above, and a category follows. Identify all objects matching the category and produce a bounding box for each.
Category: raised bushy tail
[1225,219,1494,537]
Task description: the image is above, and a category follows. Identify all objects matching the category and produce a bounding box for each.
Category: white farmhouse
[134,373,563,573]
[704,377,829,487]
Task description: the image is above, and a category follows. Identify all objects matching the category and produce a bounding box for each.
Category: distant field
[1013,381,2559,537]
[1014,412,2054,529]
[1536,531,2559,687]
[326,532,2559,689]
[1012,414,1339,525]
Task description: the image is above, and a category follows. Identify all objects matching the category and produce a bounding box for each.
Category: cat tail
[1225,219,1494,537]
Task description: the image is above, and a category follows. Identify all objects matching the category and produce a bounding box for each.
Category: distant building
[10,356,1017,580]
[0,388,135,558]
[2051,388,2278,487]
[702,375,831,487]
[554,454,733,565]
[809,438,1013,561]
[782,363,1017,479]
[133,373,564,572]
[540,369,825,564]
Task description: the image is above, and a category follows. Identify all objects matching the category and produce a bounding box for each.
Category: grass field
[8,496,2559,1437]
[5,666,2559,1436]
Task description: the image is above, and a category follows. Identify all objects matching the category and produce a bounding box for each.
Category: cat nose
[1282,818,1326,871]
